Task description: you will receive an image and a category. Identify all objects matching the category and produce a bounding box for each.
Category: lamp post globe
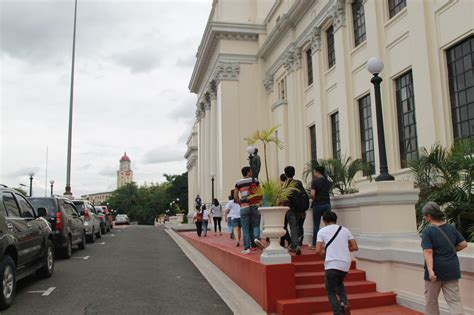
[367,57,394,181]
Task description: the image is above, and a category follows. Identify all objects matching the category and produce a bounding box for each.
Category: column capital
[332,0,346,32]
[284,46,302,73]
[212,61,240,84]
[208,81,217,100]
[310,27,322,53]
[263,74,274,93]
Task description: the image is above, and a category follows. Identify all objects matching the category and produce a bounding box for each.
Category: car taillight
[56,211,63,230]
[99,216,104,221]
[84,209,91,220]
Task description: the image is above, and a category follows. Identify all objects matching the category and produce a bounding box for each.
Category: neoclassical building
[185,0,474,209]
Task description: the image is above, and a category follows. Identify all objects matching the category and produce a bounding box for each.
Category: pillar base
[260,248,291,265]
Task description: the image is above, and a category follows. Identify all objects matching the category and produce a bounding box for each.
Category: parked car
[101,206,113,230]
[72,200,101,243]
[95,206,111,233]
[0,185,54,310]
[115,214,130,225]
[29,196,86,258]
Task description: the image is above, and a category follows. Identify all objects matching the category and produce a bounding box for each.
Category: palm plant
[245,125,284,182]
[410,138,474,239]
[303,156,371,195]
[250,180,298,207]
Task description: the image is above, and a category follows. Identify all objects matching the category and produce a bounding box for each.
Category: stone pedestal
[259,206,291,265]
[176,213,184,224]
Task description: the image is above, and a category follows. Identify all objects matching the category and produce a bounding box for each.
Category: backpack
[292,180,310,212]
[248,178,262,205]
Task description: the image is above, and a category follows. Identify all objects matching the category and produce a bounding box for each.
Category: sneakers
[236,242,240,247]
[254,239,264,250]
[241,249,251,254]
[296,247,301,256]
[250,247,257,252]
[341,303,351,315]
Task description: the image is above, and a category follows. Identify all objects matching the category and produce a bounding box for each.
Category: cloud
[176,54,197,68]
[168,95,196,121]
[143,145,186,164]
[9,167,40,178]
[99,167,116,177]
[112,47,161,74]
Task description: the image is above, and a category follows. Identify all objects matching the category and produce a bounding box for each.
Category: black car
[0,186,54,310]
[29,196,86,259]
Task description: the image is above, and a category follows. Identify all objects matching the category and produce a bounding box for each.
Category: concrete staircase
[276,253,417,314]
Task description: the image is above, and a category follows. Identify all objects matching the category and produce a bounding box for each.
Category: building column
[204,98,211,204]
[209,84,218,201]
[198,104,205,203]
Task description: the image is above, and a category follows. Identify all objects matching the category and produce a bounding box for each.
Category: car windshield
[95,207,104,213]
[72,201,86,215]
[29,198,56,218]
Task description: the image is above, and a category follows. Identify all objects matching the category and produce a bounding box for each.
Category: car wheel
[61,236,72,259]
[0,255,16,310]
[36,240,54,278]
[96,227,102,239]
[78,231,86,250]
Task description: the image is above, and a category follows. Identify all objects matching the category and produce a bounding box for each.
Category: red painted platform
[180,232,421,315]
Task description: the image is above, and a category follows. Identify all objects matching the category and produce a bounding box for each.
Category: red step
[318,304,422,315]
[295,270,366,285]
[296,280,377,298]
[294,260,356,273]
[277,292,397,314]
[291,254,323,263]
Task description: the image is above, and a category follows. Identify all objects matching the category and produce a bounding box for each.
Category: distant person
[211,198,223,236]
[284,166,308,256]
[316,211,358,315]
[193,205,203,237]
[234,166,262,254]
[202,205,210,237]
[195,194,202,208]
[279,173,291,247]
[421,202,467,315]
[311,166,332,249]
[225,192,241,247]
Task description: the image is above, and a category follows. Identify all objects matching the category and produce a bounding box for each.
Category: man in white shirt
[316,211,358,315]
[225,192,242,247]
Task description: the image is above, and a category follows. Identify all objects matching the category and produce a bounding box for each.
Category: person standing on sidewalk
[421,202,467,315]
[234,166,262,254]
[225,191,242,247]
[311,166,332,249]
[202,205,211,237]
[193,205,203,237]
[316,211,358,315]
[211,199,223,236]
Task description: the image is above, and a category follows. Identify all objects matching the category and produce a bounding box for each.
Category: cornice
[186,131,198,146]
[257,0,315,60]
[184,145,198,159]
[271,100,288,112]
[264,0,284,25]
[189,22,266,93]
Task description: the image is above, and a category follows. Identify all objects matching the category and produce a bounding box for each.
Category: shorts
[232,217,241,228]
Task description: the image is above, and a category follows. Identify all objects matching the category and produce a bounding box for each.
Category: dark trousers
[325,269,348,315]
[195,221,203,236]
[280,215,291,247]
[287,210,303,250]
[213,217,222,232]
[297,213,305,245]
[312,203,331,246]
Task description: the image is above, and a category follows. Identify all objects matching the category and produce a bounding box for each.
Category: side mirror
[37,208,48,217]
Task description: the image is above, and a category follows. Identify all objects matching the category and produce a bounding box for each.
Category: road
[5,225,231,315]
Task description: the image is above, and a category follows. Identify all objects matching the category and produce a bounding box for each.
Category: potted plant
[175,205,184,224]
[251,180,298,264]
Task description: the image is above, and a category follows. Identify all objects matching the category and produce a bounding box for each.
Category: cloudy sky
[0,0,210,197]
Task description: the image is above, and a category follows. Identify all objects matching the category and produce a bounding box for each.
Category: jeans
[312,203,331,246]
[202,220,209,236]
[195,221,203,236]
[240,205,260,250]
[325,269,348,315]
[287,211,303,250]
[213,217,222,232]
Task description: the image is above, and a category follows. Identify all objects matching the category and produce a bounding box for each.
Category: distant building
[81,191,112,205]
[117,152,134,189]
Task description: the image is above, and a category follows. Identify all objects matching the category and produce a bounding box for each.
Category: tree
[245,125,284,182]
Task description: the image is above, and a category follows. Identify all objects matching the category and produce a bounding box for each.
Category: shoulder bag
[325,225,343,250]
[430,224,457,255]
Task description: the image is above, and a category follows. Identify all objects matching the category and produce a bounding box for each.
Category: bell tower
[117,152,133,188]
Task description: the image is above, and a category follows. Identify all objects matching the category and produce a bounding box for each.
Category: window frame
[388,0,406,19]
[358,94,375,176]
[17,194,36,218]
[351,0,366,47]
[306,48,313,86]
[326,25,336,69]
[3,192,21,218]
[330,112,341,160]
[309,124,317,161]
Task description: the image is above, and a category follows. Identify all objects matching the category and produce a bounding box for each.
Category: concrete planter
[259,206,291,265]
[176,213,184,223]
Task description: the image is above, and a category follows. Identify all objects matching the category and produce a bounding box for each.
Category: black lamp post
[367,57,394,181]
[210,173,215,201]
[50,180,55,196]
[28,172,35,197]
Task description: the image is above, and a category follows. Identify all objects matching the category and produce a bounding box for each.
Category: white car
[115,214,130,225]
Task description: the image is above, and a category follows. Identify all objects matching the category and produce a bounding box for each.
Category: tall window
[278,77,286,100]
[326,25,336,68]
[388,0,406,18]
[447,36,474,139]
[396,71,419,168]
[331,112,341,160]
[352,0,366,47]
[358,95,375,176]
[306,49,313,86]
[309,125,317,161]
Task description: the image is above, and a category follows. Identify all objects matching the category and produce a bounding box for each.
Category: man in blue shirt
[421,202,468,315]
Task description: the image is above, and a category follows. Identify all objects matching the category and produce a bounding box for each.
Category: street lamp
[367,57,394,181]
[50,180,55,196]
[28,172,35,197]
[210,172,215,201]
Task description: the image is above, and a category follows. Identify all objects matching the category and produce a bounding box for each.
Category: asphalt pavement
[4,225,232,315]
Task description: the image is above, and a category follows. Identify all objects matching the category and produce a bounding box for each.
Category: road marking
[110,234,115,237]
[74,256,90,260]
[42,287,55,296]
[28,287,56,296]
[100,242,106,245]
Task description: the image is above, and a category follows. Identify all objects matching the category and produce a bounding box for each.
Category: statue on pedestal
[248,147,261,180]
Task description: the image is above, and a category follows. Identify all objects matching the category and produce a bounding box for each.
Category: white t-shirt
[317,224,354,272]
[225,200,241,219]
[203,209,210,220]
[211,205,222,217]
